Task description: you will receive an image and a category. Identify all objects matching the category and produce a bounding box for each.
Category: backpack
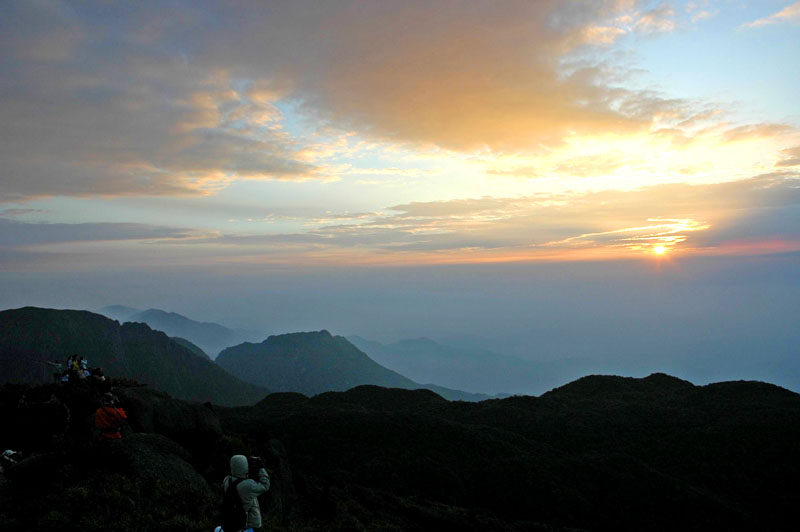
[95,406,127,437]
[221,477,247,532]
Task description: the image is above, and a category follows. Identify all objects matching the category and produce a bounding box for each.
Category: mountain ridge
[96,305,263,357]
[349,334,586,396]
[0,306,267,406]
[218,330,489,401]
[1,328,798,530]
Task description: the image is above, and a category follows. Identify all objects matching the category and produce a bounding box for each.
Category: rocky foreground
[1,373,798,531]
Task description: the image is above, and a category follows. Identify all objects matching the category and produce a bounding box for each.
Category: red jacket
[95,405,127,439]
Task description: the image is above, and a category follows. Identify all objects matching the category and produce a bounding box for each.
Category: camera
[248,456,263,478]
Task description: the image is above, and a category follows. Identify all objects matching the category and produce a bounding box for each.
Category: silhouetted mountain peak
[543,373,695,401]
[700,379,798,402]
[136,309,189,322]
[121,320,156,335]
[313,385,447,410]
[642,372,694,389]
[217,331,402,396]
[19,306,107,321]
[217,332,486,401]
[254,391,310,408]
[264,330,334,344]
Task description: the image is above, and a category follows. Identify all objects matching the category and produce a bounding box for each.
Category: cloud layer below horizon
[3,172,799,271]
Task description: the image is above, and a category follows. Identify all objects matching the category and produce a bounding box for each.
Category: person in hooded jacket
[221,454,270,531]
[94,393,127,440]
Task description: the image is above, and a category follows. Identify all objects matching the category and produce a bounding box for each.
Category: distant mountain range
[2,307,486,404]
[0,307,267,406]
[217,331,489,401]
[96,305,263,357]
[349,335,591,396]
[3,307,799,529]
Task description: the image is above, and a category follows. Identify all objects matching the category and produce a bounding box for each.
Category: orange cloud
[282,1,690,152]
[2,0,797,206]
[741,2,800,28]
[776,145,800,167]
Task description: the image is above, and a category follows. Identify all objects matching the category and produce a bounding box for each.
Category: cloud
[0,208,48,217]
[552,152,628,177]
[634,3,677,33]
[3,0,86,63]
[0,51,318,202]
[741,2,800,28]
[690,10,717,23]
[151,172,800,261]
[566,1,684,47]
[486,167,544,179]
[0,2,321,203]
[4,172,799,269]
[578,25,629,45]
[720,123,795,143]
[0,216,208,272]
[3,0,745,204]
[278,1,666,151]
[776,145,800,167]
[0,219,197,247]
[2,0,796,205]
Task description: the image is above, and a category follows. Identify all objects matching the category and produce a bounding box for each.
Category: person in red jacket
[94,393,127,440]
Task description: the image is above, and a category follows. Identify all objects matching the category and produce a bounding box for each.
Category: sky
[1,1,799,389]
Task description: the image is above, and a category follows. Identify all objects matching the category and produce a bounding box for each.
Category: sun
[653,245,667,255]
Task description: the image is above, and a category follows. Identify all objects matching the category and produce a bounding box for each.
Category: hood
[230,454,248,478]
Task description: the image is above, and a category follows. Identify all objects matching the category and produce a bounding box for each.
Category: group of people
[56,355,125,439]
[59,354,92,380]
[53,354,110,393]
[47,354,125,440]
[30,353,271,529]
